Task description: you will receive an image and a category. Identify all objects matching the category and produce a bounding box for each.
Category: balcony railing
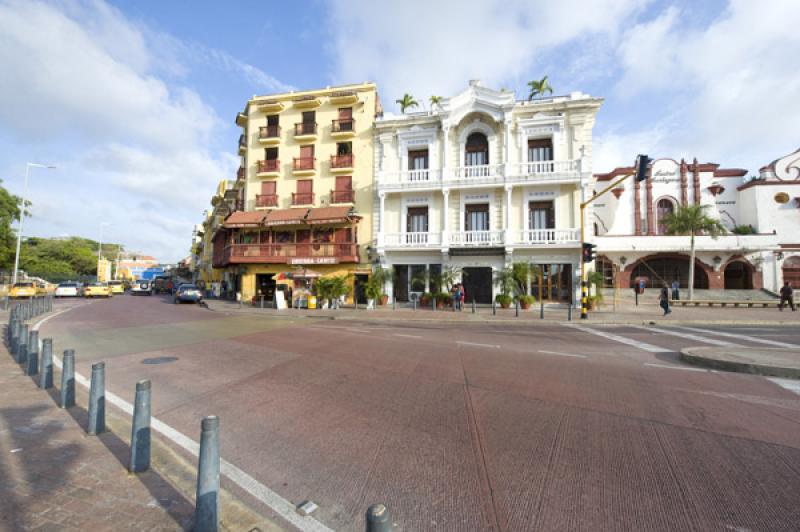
[294,122,317,136]
[507,160,580,179]
[378,169,442,188]
[383,232,442,247]
[449,163,505,182]
[255,194,278,208]
[293,157,316,171]
[237,166,245,180]
[330,189,354,203]
[292,192,315,205]
[330,153,354,169]
[257,159,280,173]
[517,228,580,244]
[224,243,359,264]
[331,118,355,133]
[449,230,505,246]
[259,125,280,139]
[238,134,246,147]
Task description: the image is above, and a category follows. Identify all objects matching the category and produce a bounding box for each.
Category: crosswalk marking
[644,363,711,373]
[678,326,800,348]
[538,350,586,359]
[564,324,671,353]
[630,325,740,347]
[457,340,500,349]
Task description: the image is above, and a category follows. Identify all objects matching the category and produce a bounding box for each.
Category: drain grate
[141,356,178,365]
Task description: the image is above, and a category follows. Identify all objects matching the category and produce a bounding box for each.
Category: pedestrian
[460,285,466,312]
[671,279,680,301]
[221,280,228,299]
[638,278,646,296]
[659,283,671,316]
[779,281,795,311]
[451,284,459,311]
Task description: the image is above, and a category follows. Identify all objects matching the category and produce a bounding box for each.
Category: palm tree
[395,94,419,114]
[527,76,553,100]
[429,95,443,110]
[662,205,726,301]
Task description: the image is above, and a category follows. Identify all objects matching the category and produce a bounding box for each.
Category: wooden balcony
[258,125,280,144]
[223,242,359,265]
[238,134,246,155]
[331,118,355,138]
[330,153,354,172]
[236,166,245,180]
[292,157,316,175]
[256,159,280,177]
[330,189,354,204]
[255,194,278,208]
[293,122,317,140]
[291,192,315,206]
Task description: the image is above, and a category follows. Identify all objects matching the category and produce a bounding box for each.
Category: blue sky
[0,0,797,262]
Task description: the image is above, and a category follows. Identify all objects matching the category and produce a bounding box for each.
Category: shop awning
[275,267,323,280]
[264,208,309,226]
[223,211,267,228]
[305,206,358,225]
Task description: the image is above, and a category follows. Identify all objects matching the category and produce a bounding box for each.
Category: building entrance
[255,274,276,305]
[462,267,493,304]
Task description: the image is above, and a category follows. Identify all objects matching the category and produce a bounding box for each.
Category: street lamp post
[12,163,56,285]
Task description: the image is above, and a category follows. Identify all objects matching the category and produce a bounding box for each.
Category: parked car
[9,281,37,299]
[130,279,152,295]
[108,280,125,295]
[83,282,112,298]
[54,282,80,298]
[174,284,203,304]
[152,276,174,295]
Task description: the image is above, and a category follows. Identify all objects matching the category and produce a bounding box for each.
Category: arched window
[656,198,676,235]
[465,132,488,166]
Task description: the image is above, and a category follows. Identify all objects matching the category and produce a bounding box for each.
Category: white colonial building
[593,147,800,293]
[373,80,602,304]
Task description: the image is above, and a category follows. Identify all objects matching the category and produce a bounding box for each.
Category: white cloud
[327,0,648,106]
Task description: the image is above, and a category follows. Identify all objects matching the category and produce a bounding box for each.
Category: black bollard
[26,330,39,376]
[9,317,19,354]
[568,304,573,321]
[129,380,151,473]
[39,339,54,389]
[515,300,519,317]
[87,362,105,435]
[472,299,476,314]
[431,295,435,312]
[635,290,639,306]
[60,349,76,408]
[540,300,544,320]
[195,416,220,532]
[366,504,392,532]
[17,324,28,365]
[492,301,497,316]
[392,299,396,311]
[413,298,416,311]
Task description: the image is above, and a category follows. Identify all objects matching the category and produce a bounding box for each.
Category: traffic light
[635,154,650,182]
[582,242,596,263]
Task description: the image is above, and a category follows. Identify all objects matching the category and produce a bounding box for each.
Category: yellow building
[214,83,379,303]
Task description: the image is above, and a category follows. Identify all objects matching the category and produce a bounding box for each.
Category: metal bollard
[9,317,19,353]
[87,362,105,435]
[568,304,573,321]
[431,296,435,312]
[60,349,76,408]
[39,339,54,389]
[17,324,28,365]
[515,300,519,317]
[493,301,497,316]
[129,380,151,473]
[472,299,476,314]
[540,301,544,320]
[260,295,264,309]
[366,504,392,532]
[392,299,396,311]
[195,416,220,532]
[26,330,39,376]
[635,291,639,306]
[413,298,416,311]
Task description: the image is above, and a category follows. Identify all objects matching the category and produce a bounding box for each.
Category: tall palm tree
[662,204,726,301]
[429,95,443,110]
[395,94,419,114]
[527,76,553,100]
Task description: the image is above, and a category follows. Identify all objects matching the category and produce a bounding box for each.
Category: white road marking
[32,305,334,532]
[631,325,740,347]
[393,333,422,339]
[346,327,371,333]
[768,377,800,396]
[679,326,800,348]
[564,324,671,353]
[644,363,711,373]
[456,341,500,349]
[538,350,586,359]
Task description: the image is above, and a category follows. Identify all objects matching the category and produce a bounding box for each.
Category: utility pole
[12,163,56,284]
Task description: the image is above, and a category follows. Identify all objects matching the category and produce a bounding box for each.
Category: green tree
[20,236,123,282]
[527,76,554,100]
[662,205,726,300]
[429,95,443,109]
[395,93,419,113]
[0,180,23,270]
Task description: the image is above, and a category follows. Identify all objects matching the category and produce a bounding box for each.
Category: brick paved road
[39,295,800,531]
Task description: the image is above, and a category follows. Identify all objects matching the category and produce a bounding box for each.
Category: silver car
[130,279,152,296]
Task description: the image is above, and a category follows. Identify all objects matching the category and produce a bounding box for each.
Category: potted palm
[587,270,604,310]
[364,276,382,309]
[313,277,333,309]
[419,292,432,306]
[435,292,451,309]
[494,267,516,308]
[518,294,536,309]
[329,274,350,309]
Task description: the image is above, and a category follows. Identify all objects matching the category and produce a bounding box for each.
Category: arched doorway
[782,256,800,287]
[656,197,676,235]
[465,132,489,166]
[724,260,753,289]
[628,255,709,289]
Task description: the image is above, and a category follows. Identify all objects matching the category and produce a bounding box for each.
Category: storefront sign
[288,257,339,265]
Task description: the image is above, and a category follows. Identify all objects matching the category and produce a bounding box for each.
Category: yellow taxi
[9,281,38,299]
[108,280,125,295]
[83,282,112,298]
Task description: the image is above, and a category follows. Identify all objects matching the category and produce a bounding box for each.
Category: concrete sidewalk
[203,298,800,326]
[681,347,800,378]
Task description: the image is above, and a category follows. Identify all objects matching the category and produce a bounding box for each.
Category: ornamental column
[442,188,450,249]
[634,179,642,235]
[679,158,688,206]
[504,185,513,247]
[692,157,701,205]
[377,192,386,249]
[646,165,655,235]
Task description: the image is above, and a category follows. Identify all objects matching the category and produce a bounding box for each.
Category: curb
[680,347,800,379]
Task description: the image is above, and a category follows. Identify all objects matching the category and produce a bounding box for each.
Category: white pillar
[377,192,386,249]
[442,125,450,179]
[442,188,450,248]
[503,114,512,175]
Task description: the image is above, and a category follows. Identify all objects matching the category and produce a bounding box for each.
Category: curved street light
[12,163,57,284]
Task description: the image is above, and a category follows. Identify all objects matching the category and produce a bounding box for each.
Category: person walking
[659,283,672,316]
[779,281,795,311]
[460,285,466,312]
[671,279,680,301]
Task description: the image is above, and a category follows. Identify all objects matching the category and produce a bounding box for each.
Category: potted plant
[495,294,513,308]
[587,270,604,310]
[370,267,391,305]
[364,276,382,309]
[494,267,516,308]
[518,294,536,309]
[435,292,451,309]
[313,277,333,309]
[419,292,432,306]
[329,274,350,309]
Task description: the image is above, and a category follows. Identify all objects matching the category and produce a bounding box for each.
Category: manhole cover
[141,356,178,365]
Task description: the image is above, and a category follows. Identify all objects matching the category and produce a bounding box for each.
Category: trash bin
[308,296,317,309]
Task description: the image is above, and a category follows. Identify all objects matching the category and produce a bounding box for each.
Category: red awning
[264,208,309,226]
[223,211,267,228]
[305,206,358,225]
